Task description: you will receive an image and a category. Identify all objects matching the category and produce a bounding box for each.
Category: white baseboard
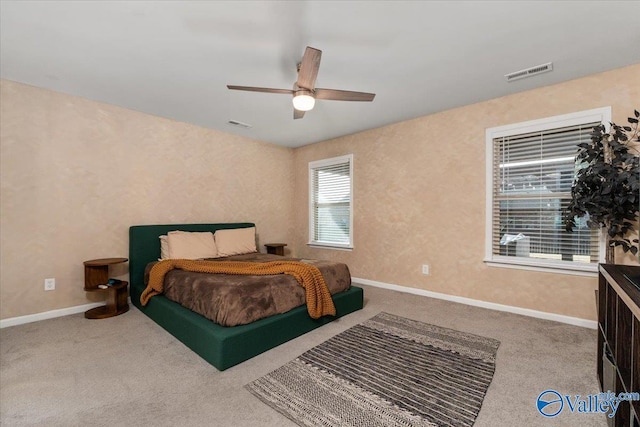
[2,282,596,331]
[1,302,105,329]
[352,277,598,330]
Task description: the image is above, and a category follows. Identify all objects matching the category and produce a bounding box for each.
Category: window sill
[307,243,353,252]
[484,257,599,277]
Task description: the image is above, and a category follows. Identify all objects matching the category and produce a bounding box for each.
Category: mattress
[144,253,351,327]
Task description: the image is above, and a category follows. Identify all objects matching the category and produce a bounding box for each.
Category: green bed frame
[129,223,364,371]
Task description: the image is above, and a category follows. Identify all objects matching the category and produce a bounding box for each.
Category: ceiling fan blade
[315,88,376,102]
[294,109,305,120]
[227,85,294,95]
[296,47,322,90]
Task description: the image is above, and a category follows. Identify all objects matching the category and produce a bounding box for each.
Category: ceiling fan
[227,46,376,119]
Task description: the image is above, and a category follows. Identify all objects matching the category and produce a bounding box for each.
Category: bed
[129,223,364,370]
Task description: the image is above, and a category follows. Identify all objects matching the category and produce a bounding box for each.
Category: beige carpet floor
[1,284,606,426]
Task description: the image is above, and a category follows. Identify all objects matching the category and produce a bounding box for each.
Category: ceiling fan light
[292,94,315,111]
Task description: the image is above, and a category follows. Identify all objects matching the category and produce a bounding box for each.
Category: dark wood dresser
[598,264,640,426]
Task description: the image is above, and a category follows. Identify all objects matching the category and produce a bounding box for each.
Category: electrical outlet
[422,264,430,275]
[44,278,55,291]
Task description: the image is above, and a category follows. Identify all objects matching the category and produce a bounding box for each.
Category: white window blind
[486,107,610,273]
[309,155,353,249]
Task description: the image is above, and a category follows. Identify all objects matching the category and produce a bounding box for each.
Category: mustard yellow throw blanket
[140,259,336,319]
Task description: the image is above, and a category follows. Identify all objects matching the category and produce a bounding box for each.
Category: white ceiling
[1,1,639,148]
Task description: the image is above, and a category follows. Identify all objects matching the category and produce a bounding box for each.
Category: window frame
[308,154,354,250]
[485,107,611,275]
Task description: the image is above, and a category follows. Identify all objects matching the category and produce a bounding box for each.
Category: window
[309,154,353,249]
[485,108,611,274]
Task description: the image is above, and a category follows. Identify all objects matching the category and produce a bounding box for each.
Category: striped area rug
[246,312,500,427]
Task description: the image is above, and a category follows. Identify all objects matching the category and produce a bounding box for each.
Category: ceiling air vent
[227,120,252,129]
[505,62,553,82]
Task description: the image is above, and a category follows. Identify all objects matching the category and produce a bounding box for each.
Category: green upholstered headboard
[128,223,255,294]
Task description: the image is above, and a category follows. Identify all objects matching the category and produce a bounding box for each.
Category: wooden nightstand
[83,257,129,319]
[264,243,287,256]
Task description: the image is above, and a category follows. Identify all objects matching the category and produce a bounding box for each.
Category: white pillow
[167,231,218,259]
[159,235,169,260]
[214,227,257,257]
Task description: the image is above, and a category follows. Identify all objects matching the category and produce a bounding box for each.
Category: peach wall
[0,80,294,319]
[2,64,638,322]
[292,64,640,321]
